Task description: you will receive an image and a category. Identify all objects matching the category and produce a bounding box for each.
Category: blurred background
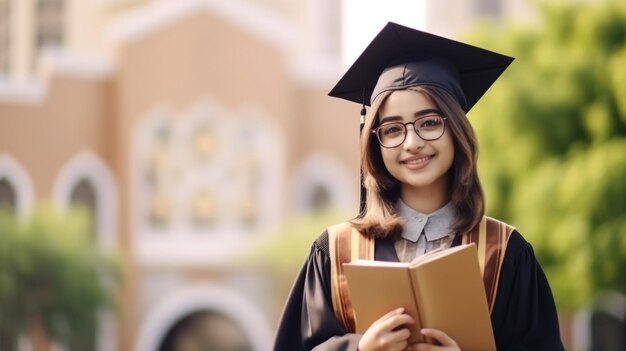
[0,0,625,350]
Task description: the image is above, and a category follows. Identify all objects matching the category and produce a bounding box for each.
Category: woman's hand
[358,307,415,351]
[408,328,460,351]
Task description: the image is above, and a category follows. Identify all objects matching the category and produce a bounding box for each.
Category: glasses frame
[371,114,448,148]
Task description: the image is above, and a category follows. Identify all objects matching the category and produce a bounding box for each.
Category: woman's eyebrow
[414,108,442,117]
[378,115,402,124]
[379,108,442,124]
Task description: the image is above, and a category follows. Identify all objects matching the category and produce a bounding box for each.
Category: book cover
[342,244,496,351]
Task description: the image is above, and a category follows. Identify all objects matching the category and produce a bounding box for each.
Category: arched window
[36,0,64,52]
[0,154,35,218]
[69,178,98,238]
[290,153,357,215]
[159,310,253,351]
[66,178,98,351]
[573,292,626,351]
[309,183,332,212]
[0,0,10,74]
[590,311,626,350]
[133,101,284,264]
[52,152,118,351]
[0,177,16,214]
[135,284,272,351]
[53,151,117,249]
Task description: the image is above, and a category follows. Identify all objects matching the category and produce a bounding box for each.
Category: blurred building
[422,0,536,38]
[0,0,539,350]
[0,0,357,350]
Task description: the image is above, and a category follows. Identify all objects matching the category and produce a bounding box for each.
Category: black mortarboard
[328,22,514,112]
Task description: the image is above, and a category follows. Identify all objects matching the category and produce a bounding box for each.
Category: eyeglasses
[372,114,448,148]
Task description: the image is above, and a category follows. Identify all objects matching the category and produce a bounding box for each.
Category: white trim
[0,48,113,104]
[38,49,115,81]
[0,78,47,104]
[0,153,35,217]
[106,0,294,49]
[92,0,138,9]
[52,150,118,251]
[571,307,591,351]
[290,153,358,213]
[134,284,272,351]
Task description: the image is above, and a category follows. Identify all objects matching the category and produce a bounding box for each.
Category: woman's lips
[401,155,433,170]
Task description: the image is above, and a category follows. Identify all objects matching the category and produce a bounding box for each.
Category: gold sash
[328,216,514,332]
[328,222,375,332]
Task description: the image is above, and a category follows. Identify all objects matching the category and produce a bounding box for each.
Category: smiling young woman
[273,22,564,351]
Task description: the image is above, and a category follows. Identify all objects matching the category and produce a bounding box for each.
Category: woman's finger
[384,325,411,344]
[420,328,458,347]
[380,313,415,332]
[371,307,405,327]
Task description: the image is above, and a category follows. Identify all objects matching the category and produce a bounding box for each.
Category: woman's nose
[403,126,425,151]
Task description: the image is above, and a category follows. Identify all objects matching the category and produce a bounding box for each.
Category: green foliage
[469,1,626,310]
[243,208,348,271]
[241,208,350,315]
[0,203,120,348]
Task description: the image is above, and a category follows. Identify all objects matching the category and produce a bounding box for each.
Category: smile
[402,155,433,165]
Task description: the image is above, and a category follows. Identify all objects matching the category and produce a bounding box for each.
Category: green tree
[469,1,626,310]
[0,204,119,350]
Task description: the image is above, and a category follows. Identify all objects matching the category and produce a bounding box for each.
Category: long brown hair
[350,86,485,238]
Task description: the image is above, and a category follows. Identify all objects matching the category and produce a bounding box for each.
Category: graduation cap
[328,22,514,213]
[328,22,514,112]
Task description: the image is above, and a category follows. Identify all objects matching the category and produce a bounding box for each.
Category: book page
[409,244,469,267]
[347,259,409,268]
[409,245,496,351]
[343,263,425,343]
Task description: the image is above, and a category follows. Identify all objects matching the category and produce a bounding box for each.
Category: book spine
[407,269,431,345]
[408,270,435,345]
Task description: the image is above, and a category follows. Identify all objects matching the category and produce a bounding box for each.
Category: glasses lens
[375,115,446,147]
[415,115,445,141]
[377,122,406,148]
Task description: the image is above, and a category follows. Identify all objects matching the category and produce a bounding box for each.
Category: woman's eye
[382,125,403,135]
[419,117,442,129]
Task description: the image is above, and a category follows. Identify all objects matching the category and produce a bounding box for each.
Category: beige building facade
[0,1,358,350]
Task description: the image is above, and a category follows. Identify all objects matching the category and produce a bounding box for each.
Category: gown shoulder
[273,230,361,351]
[491,229,565,350]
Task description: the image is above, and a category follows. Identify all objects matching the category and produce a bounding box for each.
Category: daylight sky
[342,0,426,66]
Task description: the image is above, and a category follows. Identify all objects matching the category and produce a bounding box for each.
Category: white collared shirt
[394,199,458,262]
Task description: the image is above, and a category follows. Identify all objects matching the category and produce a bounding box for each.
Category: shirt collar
[397,199,458,242]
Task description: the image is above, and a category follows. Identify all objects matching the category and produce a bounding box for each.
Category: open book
[342,243,496,351]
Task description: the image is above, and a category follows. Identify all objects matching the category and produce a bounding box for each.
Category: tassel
[360,106,366,125]
[360,88,367,125]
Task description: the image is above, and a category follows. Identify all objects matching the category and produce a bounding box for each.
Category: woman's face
[377,89,455,196]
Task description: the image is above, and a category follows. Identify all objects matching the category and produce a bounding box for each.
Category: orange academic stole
[328,216,514,332]
[328,222,375,332]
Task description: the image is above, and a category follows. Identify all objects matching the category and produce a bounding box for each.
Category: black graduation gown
[273,230,564,351]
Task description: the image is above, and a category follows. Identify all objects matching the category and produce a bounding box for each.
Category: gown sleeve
[491,230,565,350]
[273,231,362,351]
